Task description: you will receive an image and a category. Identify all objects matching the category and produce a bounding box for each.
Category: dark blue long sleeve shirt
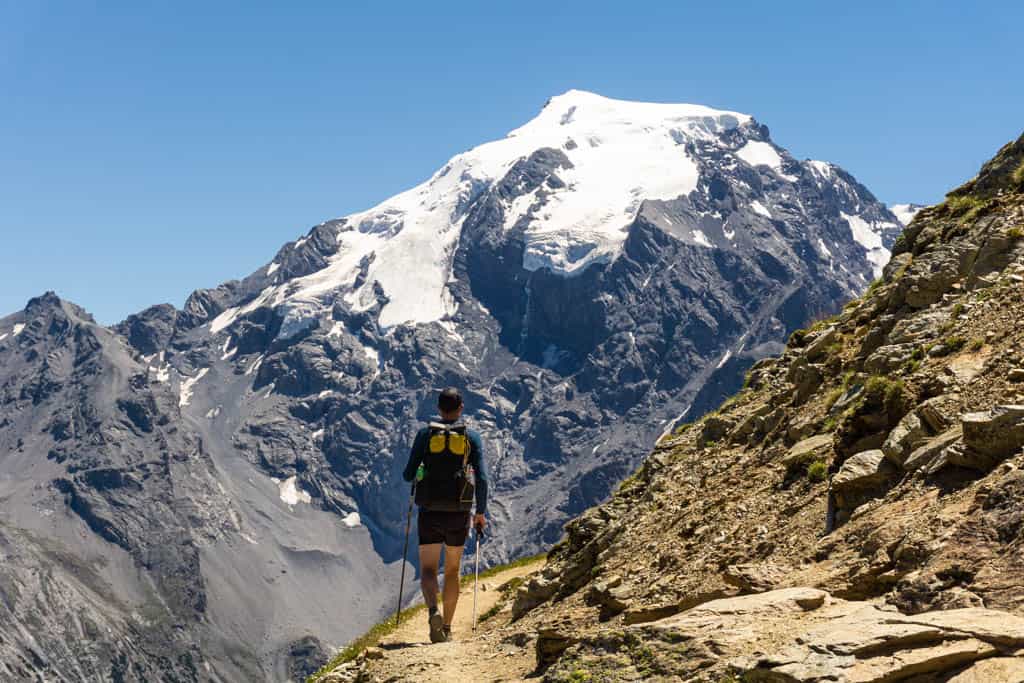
[403,419,488,515]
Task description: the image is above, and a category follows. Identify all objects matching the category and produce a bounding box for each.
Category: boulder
[832,450,896,495]
[786,359,823,406]
[927,441,1001,474]
[804,326,838,361]
[512,575,559,619]
[882,412,929,466]
[832,450,898,523]
[903,427,963,472]
[962,405,1024,459]
[864,343,916,375]
[585,576,631,619]
[535,618,579,668]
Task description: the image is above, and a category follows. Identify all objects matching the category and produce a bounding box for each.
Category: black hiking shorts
[417,509,470,547]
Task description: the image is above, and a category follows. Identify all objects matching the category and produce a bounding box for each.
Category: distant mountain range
[0,90,910,681]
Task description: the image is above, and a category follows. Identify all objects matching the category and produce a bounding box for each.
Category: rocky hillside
[322,134,1024,681]
[0,91,907,681]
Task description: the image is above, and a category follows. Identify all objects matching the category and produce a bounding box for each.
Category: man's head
[438,387,463,419]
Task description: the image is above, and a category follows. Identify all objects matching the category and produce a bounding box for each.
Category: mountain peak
[522,89,752,142]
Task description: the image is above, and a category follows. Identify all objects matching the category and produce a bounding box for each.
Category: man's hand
[473,514,486,532]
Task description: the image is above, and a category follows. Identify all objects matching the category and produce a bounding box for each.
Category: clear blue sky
[2,1,1021,324]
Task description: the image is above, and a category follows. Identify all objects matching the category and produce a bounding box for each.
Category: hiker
[403,387,488,643]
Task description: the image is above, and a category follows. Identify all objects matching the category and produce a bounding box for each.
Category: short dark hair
[438,387,463,413]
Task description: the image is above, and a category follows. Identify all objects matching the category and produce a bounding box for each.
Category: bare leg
[419,543,442,608]
[442,544,465,626]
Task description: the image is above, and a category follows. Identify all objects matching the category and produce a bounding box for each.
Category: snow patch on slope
[179,368,209,407]
[749,200,772,218]
[736,141,783,170]
[841,212,889,278]
[278,476,312,506]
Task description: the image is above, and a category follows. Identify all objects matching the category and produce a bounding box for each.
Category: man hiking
[403,387,488,643]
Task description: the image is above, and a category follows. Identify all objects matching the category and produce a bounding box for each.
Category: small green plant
[944,335,966,353]
[968,337,985,351]
[863,375,906,415]
[789,327,809,347]
[951,302,964,317]
[823,387,843,412]
[1009,226,1024,240]
[807,460,828,482]
[1012,158,1024,189]
[944,194,990,223]
[902,358,921,374]
[569,669,593,682]
[865,278,883,295]
[478,603,503,623]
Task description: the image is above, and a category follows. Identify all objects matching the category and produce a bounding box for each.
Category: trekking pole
[395,482,416,627]
[472,523,484,631]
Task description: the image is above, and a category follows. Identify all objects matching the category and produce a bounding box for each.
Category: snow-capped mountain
[0,90,906,681]
[890,202,928,227]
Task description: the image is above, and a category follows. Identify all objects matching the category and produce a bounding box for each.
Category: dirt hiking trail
[362,558,544,682]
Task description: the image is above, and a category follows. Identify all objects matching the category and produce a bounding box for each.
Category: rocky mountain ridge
[2,91,909,681]
[323,133,1024,681]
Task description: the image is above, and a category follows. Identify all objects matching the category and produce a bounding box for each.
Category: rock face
[0,91,905,681]
[543,588,1024,682]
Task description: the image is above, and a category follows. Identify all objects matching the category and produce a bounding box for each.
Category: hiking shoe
[442,625,452,641]
[428,612,445,643]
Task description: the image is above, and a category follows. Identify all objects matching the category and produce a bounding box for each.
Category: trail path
[363,558,544,682]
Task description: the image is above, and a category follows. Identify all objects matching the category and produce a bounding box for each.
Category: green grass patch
[862,375,907,416]
[807,460,828,483]
[944,335,966,353]
[789,327,809,347]
[968,337,985,351]
[1012,158,1024,189]
[823,387,843,413]
[1009,226,1024,240]
[944,194,990,223]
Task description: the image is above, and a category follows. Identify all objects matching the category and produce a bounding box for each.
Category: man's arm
[470,431,488,516]
[403,429,427,483]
